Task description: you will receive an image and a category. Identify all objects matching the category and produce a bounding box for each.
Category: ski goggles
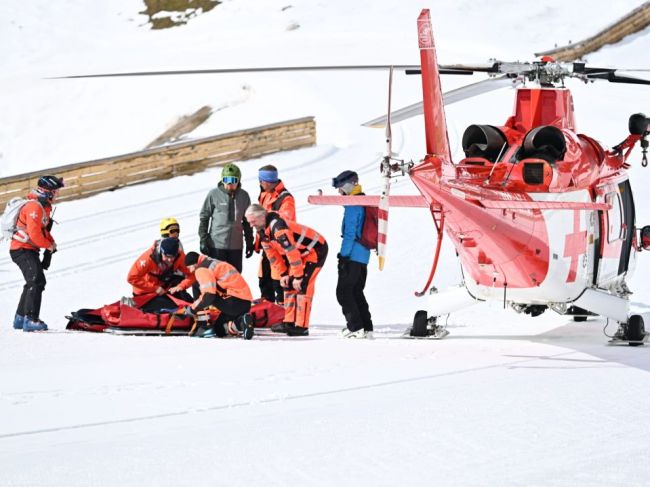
[222,176,239,184]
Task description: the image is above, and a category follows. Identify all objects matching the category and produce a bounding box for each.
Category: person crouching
[127,237,194,313]
[183,251,254,339]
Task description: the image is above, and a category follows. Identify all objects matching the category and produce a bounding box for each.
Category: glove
[41,249,53,270]
[199,237,211,256]
[337,253,350,272]
[245,244,254,259]
[155,286,166,296]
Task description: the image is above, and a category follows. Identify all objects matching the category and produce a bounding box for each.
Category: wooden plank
[535,4,650,61]
[0,117,316,209]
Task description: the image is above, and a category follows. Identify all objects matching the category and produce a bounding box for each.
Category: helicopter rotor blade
[584,71,650,85]
[49,65,474,80]
[378,66,394,271]
[362,74,520,128]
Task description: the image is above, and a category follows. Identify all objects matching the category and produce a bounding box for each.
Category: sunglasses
[223,176,239,184]
[168,228,180,235]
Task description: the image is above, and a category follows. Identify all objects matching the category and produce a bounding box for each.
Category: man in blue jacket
[332,170,374,339]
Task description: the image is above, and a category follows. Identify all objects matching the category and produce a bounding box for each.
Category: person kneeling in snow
[127,237,194,313]
[182,251,254,339]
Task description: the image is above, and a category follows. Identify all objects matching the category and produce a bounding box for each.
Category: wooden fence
[535,2,650,61]
[0,116,315,210]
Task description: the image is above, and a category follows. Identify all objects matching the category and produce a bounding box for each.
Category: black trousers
[336,259,373,332]
[139,290,194,314]
[259,252,284,303]
[10,249,46,320]
[196,294,251,337]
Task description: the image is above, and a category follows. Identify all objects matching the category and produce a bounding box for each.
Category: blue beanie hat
[259,168,279,183]
[160,237,180,257]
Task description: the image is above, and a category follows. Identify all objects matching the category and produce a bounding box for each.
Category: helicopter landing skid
[608,332,649,347]
[401,328,450,340]
[403,310,450,339]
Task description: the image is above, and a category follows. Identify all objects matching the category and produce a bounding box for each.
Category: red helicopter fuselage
[410,9,641,306]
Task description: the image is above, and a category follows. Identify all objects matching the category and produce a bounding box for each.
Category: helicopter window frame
[606,192,624,243]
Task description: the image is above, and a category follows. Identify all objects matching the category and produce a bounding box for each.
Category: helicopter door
[616,180,635,275]
[596,181,635,286]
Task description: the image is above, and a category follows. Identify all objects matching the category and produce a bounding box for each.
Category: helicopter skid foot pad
[402,327,450,340]
[608,332,649,346]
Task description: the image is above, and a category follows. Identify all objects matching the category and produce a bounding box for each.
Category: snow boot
[271,322,293,334]
[23,318,48,332]
[286,324,309,336]
[196,325,216,338]
[13,314,25,330]
[342,328,371,339]
[237,313,255,340]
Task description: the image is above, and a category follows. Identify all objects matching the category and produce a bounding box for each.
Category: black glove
[245,244,254,259]
[199,237,211,256]
[337,253,350,272]
[41,249,53,270]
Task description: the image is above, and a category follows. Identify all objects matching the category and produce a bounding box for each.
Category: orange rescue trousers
[283,245,327,328]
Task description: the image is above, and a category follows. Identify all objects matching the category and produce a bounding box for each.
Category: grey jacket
[198,183,252,250]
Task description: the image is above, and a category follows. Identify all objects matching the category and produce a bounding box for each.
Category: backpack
[357,206,379,250]
[0,197,29,241]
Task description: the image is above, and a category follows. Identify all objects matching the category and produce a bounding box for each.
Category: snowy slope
[1,1,650,486]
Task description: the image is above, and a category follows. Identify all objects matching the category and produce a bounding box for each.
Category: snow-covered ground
[1,1,650,485]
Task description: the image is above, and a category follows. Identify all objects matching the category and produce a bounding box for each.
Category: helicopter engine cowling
[461,124,507,162]
[522,125,566,163]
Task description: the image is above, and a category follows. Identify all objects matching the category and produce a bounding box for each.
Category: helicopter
[56,9,650,344]
[307,9,650,345]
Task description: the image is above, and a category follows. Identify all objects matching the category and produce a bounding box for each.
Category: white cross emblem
[29,211,38,220]
[139,259,147,268]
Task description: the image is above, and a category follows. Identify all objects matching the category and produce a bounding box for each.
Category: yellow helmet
[160,217,180,237]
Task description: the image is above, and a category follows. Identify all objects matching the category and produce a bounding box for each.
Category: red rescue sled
[66,295,285,335]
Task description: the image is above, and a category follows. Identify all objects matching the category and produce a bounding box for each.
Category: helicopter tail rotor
[377,66,394,271]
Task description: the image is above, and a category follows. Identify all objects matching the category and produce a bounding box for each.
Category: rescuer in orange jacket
[245,204,328,337]
[127,237,194,313]
[9,175,64,332]
[256,164,296,305]
[182,251,254,339]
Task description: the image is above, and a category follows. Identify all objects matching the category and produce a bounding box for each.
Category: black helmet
[332,170,358,188]
[37,175,65,191]
[160,237,180,257]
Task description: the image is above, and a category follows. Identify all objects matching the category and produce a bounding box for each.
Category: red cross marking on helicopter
[563,210,587,283]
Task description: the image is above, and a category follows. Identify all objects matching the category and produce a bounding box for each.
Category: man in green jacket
[198,163,254,272]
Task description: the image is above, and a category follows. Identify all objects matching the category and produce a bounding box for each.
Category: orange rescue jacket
[260,212,326,279]
[258,181,296,222]
[10,195,55,251]
[192,255,253,303]
[127,241,193,295]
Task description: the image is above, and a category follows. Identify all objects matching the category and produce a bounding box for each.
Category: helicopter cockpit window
[606,192,624,242]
